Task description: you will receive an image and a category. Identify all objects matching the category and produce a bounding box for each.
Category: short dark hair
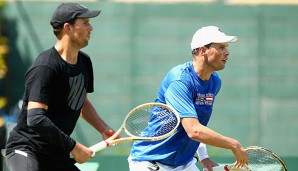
[52,18,76,37]
[191,43,212,55]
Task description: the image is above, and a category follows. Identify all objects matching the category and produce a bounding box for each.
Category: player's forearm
[190,124,241,151]
[27,108,76,151]
[182,118,241,151]
[80,98,110,134]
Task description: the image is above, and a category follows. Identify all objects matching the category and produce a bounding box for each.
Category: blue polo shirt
[129,61,221,166]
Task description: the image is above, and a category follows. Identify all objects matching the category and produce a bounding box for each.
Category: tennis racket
[89,102,180,157]
[205,146,287,171]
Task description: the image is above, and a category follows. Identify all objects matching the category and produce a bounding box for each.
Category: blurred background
[0,0,297,170]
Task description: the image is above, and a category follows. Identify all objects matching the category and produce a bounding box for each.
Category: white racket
[89,102,180,157]
[204,146,287,171]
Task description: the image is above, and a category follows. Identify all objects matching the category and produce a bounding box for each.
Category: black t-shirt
[6,47,94,162]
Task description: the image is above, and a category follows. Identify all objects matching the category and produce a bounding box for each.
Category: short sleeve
[164,80,197,118]
[24,65,54,105]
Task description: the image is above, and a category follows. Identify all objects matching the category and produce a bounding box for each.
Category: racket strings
[125,109,150,136]
[152,108,178,136]
[247,149,285,171]
[125,105,178,138]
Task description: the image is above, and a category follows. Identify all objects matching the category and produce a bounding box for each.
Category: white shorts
[128,156,200,171]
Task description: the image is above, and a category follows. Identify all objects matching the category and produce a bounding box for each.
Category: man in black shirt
[5,3,117,171]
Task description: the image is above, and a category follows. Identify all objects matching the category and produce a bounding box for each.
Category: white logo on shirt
[196,93,214,106]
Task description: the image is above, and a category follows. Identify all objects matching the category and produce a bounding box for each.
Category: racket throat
[105,140,110,147]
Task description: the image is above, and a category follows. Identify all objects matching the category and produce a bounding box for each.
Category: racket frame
[208,146,287,171]
[89,102,180,156]
[246,146,288,171]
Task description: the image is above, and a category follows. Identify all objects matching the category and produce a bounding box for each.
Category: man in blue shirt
[128,26,248,171]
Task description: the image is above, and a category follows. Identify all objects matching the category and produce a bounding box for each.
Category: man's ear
[63,23,72,32]
[200,46,208,55]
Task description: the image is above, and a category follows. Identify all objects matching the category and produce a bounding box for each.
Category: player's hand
[231,143,248,168]
[71,142,93,163]
[200,158,218,171]
[101,127,121,140]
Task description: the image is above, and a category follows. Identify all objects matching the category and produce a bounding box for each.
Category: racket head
[123,102,180,141]
[246,146,287,171]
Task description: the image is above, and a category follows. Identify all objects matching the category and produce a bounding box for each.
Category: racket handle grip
[89,140,109,157]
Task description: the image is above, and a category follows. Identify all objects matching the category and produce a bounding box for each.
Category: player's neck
[54,42,78,64]
[192,61,212,81]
